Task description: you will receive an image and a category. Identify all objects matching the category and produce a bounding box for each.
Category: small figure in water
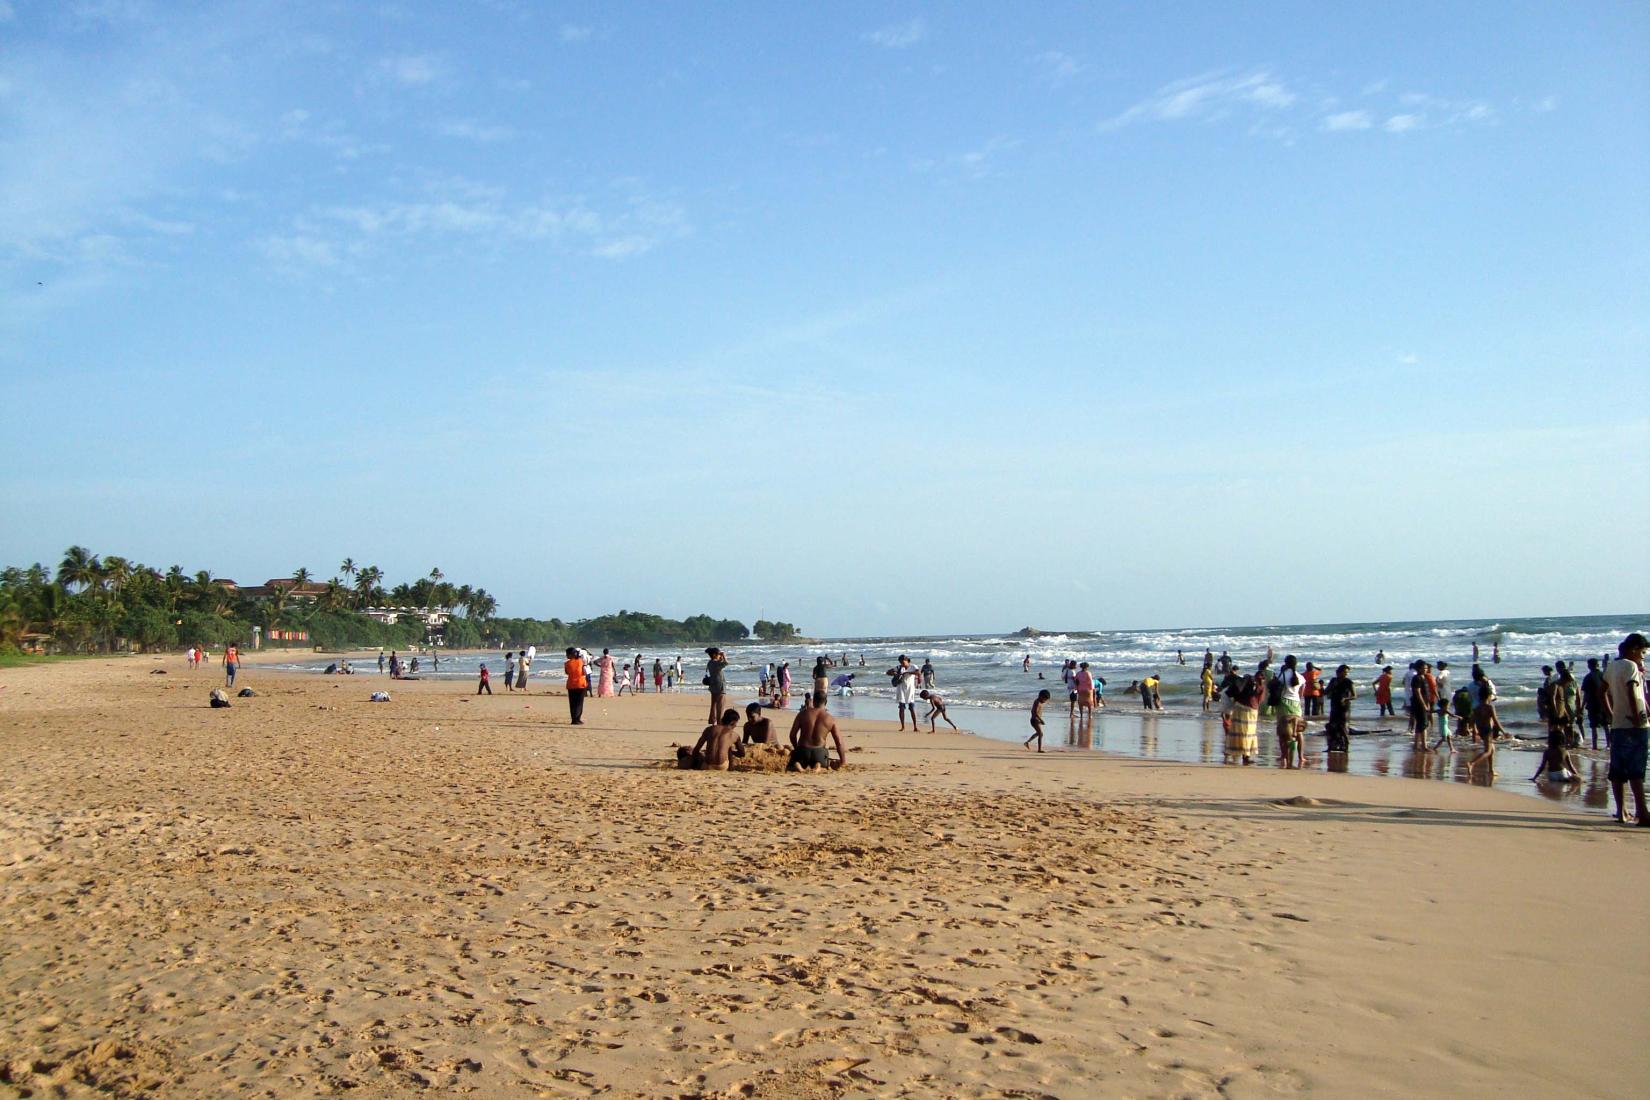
[1492,642,1501,664]
[1023,653,1032,672]
[1025,690,1049,753]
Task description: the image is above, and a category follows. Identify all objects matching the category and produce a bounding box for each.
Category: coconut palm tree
[340,557,356,581]
[355,565,383,608]
[57,546,100,593]
[321,578,347,611]
[97,556,131,604]
[293,566,312,587]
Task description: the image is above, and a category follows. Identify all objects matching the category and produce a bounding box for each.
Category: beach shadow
[1152,795,1608,833]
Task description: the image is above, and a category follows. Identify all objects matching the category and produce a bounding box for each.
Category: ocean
[265,614,1644,815]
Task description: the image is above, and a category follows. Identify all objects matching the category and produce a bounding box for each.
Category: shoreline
[239,653,1615,817]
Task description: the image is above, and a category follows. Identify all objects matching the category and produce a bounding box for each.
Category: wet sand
[2,655,1646,1098]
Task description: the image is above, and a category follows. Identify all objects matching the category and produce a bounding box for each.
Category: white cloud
[1322,110,1372,132]
[1105,69,1506,141]
[865,18,926,49]
[377,54,444,86]
[435,119,514,143]
[1102,69,1297,130]
[262,186,691,268]
[559,24,592,43]
[1533,95,1559,112]
[257,232,341,268]
[1398,352,1419,365]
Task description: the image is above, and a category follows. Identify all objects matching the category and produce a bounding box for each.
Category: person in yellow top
[1200,665,1216,712]
[563,647,589,725]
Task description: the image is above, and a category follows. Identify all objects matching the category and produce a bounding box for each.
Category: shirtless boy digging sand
[683,709,742,770]
[918,689,959,731]
[788,691,846,772]
[742,702,774,744]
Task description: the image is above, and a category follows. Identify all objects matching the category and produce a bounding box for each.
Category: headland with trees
[0,547,800,657]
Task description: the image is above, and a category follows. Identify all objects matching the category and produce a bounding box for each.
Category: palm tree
[321,578,347,611]
[101,556,132,592]
[355,565,383,608]
[429,566,443,585]
[340,558,356,581]
[57,546,100,593]
[470,589,497,620]
[293,566,312,587]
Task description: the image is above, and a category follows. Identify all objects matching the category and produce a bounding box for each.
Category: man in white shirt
[1603,632,1649,825]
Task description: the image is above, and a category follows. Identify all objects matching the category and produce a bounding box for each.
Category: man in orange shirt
[563,647,589,725]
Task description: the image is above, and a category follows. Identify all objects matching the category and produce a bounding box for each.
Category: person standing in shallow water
[1224,672,1261,765]
[1582,658,1611,750]
[1325,664,1356,753]
[1275,655,1306,769]
[1373,666,1395,717]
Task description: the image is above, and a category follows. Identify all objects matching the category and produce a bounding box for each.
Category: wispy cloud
[435,119,514,143]
[261,185,691,270]
[1322,110,1372,132]
[559,24,592,43]
[1102,69,1296,130]
[377,54,444,87]
[865,18,926,49]
[1107,68,1504,141]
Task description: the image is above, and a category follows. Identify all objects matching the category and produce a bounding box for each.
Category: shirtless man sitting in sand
[687,709,742,770]
[788,691,846,772]
[742,702,773,744]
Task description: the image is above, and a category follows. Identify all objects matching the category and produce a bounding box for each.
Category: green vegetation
[0,548,781,654]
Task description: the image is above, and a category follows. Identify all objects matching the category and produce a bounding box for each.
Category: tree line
[0,547,794,655]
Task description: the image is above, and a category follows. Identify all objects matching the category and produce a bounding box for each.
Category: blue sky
[2,1,1646,636]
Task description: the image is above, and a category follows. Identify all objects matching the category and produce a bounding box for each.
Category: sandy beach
[2,655,1645,1099]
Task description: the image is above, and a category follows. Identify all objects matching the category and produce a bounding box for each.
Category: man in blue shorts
[1602,632,1649,825]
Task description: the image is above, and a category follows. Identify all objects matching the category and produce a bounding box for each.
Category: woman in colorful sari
[596,648,617,697]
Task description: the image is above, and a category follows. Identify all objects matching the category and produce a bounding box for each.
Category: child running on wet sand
[1026,689,1050,752]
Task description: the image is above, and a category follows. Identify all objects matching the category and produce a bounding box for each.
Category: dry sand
[2,655,1645,1099]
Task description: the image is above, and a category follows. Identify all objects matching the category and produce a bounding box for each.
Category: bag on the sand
[237,688,256,698]
[209,689,231,708]
[370,691,391,702]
